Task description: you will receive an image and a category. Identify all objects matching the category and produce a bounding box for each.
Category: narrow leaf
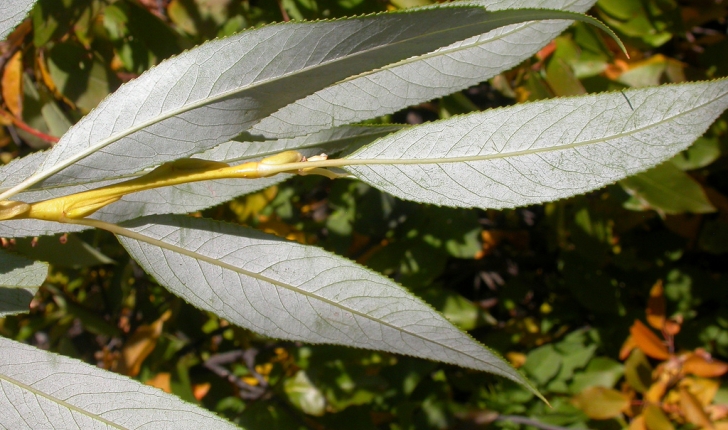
[0,248,47,316]
[253,0,597,138]
[0,126,401,237]
[0,0,35,40]
[107,215,539,398]
[0,337,240,429]
[0,6,600,201]
[679,387,713,429]
[0,248,48,288]
[0,219,88,238]
[343,79,728,209]
[0,287,37,317]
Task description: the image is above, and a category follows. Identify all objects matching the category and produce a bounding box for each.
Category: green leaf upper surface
[114,215,538,397]
[253,0,597,138]
[0,337,241,429]
[0,249,47,317]
[620,162,717,214]
[0,248,48,288]
[0,5,599,202]
[0,0,35,40]
[0,288,37,317]
[344,79,728,209]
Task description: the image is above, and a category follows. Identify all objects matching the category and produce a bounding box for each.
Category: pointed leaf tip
[93,215,547,398]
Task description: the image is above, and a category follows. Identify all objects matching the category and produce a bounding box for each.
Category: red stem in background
[276,0,291,22]
[0,109,60,144]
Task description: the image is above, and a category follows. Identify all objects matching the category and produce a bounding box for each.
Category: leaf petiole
[0,151,345,222]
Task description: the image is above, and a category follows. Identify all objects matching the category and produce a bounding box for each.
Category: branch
[203,349,268,400]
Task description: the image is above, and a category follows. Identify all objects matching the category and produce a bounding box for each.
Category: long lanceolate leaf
[0,0,35,40]
[102,215,540,399]
[0,337,240,429]
[343,79,728,208]
[253,0,597,138]
[0,125,402,237]
[0,6,608,202]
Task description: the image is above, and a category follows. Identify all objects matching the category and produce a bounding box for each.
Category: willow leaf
[109,215,539,398]
[0,248,48,288]
[0,126,401,237]
[342,79,728,208]
[0,249,47,316]
[0,337,240,429]
[0,288,37,317]
[90,125,402,223]
[0,6,599,202]
[252,0,596,138]
[0,0,35,40]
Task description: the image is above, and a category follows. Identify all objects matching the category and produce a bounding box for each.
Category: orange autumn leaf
[683,353,728,378]
[646,280,666,330]
[629,414,647,430]
[1,51,23,117]
[193,382,212,401]
[145,372,172,393]
[709,405,728,422]
[645,377,670,403]
[631,320,670,361]
[621,335,638,360]
[120,309,172,376]
[680,387,714,430]
[506,351,527,368]
[664,317,682,337]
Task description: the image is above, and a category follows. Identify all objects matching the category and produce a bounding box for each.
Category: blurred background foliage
[1,0,727,429]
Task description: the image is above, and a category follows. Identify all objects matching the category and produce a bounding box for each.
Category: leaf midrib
[340,85,728,167]
[5,8,537,201]
[89,219,518,379]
